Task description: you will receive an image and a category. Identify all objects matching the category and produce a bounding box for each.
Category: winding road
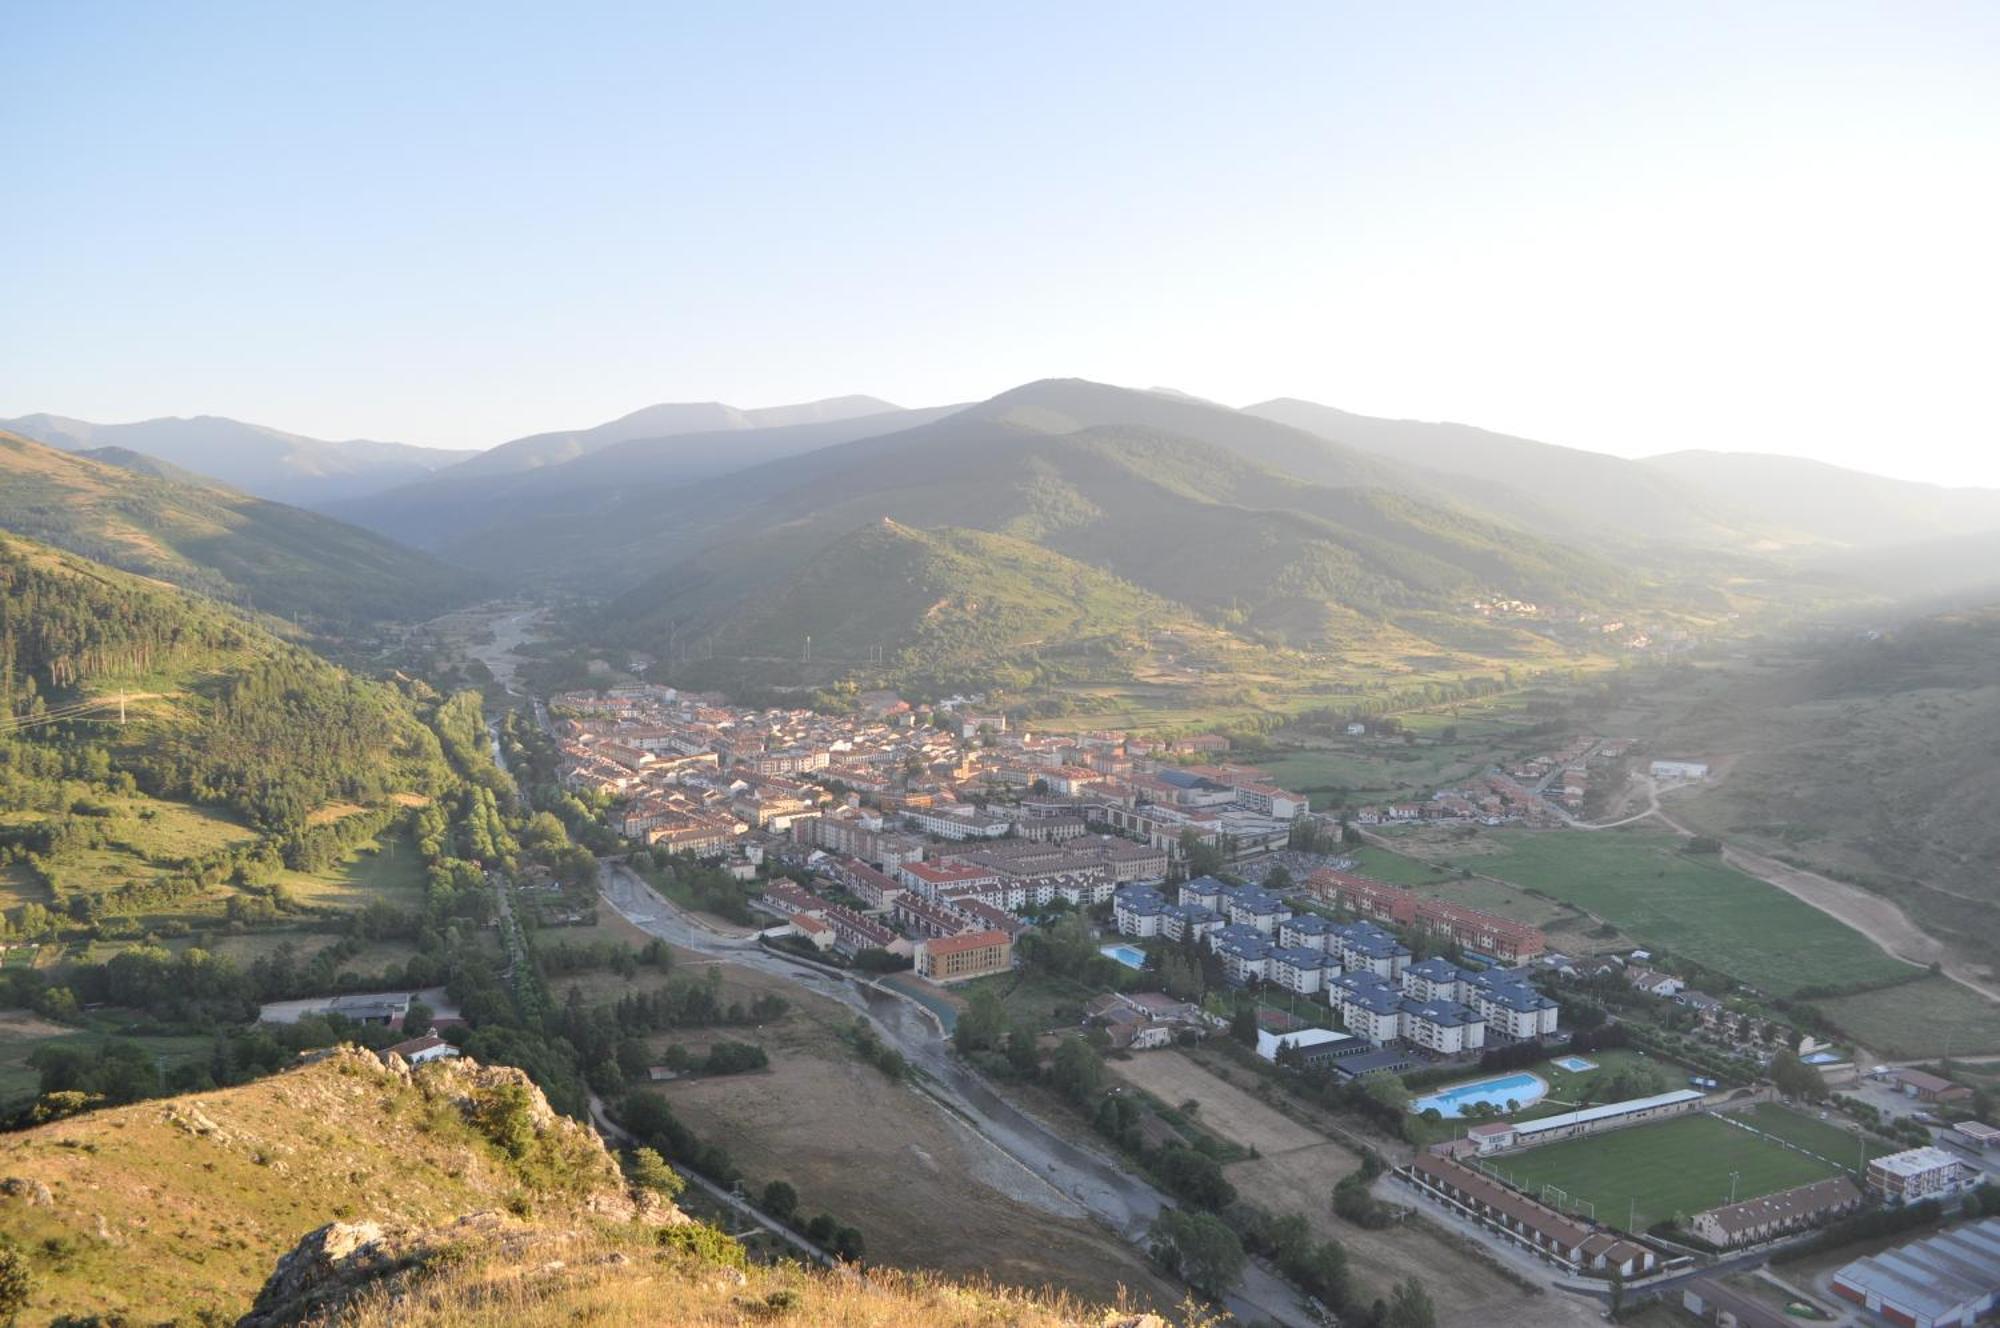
[595,860,1318,1326]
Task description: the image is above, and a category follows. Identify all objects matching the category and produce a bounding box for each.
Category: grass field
[1489,1112,1846,1231]
[0,1010,212,1107]
[1740,1103,1894,1167]
[274,827,429,910]
[0,796,260,909]
[1379,827,1912,995]
[1810,975,2000,1057]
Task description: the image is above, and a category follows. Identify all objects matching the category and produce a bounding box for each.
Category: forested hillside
[0,532,451,833]
[0,431,481,627]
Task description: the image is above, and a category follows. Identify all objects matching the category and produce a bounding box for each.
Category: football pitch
[1480,1112,1847,1232]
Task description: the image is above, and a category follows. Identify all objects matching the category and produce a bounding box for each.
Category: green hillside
[590,384,1654,696]
[622,519,1187,694]
[0,528,453,853]
[0,430,483,627]
[1614,608,2000,975]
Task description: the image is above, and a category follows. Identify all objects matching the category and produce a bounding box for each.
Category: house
[1892,1068,1975,1104]
[1626,967,1685,999]
[914,929,1013,983]
[788,914,835,950]
[380,1033,459,1066]
[1687,1176,1862,1248]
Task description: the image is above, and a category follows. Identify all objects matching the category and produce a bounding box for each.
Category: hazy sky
[4,3,1996,483]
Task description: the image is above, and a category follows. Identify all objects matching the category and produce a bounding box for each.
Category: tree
[1005,1023,1042,1078]
[1770,1048,1825,1101]
[1385,1276,1437,1328]
[1150,1208,1246,1296]
[1050,1036,1104,1105]
[954,986,1008,1054]
[833,1225,866,1262]
[402,1000,435,1039]
[1229,1004,1259,1046]
[0,1238,32,1325]
[628,1147,684,1199]
[805,1213,837,1244]
[761,1180,798,1223]
[1264,864,1293,892]
[1180,829,1225,880]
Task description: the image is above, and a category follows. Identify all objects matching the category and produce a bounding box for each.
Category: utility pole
[118,691,126,726]
[1728,1169,1741,1203]
[803,635,811,663]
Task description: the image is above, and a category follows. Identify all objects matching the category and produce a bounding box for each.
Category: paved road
[597,860,1318,1326]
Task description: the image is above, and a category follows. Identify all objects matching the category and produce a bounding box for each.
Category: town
[532,682,2000,1328]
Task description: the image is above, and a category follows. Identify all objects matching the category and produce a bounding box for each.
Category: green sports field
[1482,1112,1847,1232]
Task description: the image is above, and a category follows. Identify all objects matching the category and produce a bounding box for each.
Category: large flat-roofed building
[1866,1146,1981,1206]
[1832,1218,2000,1328]
[915,929,1013,983]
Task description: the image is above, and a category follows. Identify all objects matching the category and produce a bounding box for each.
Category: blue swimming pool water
[1801,1051,1843,1065]
[1100,943,1148,970]
[1551,1055,1598,1073]
[1409,1071,1549,1118]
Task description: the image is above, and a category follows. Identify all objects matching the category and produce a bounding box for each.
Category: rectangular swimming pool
[1551,1055,1599,1073]
[1100,943,1148,970]
[1410,1071,1549,1119]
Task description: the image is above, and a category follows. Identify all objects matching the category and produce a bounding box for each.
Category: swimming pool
[1100,943,1148,971]
[1551,1055,1599,1073]
[1409,1071,1549,1118]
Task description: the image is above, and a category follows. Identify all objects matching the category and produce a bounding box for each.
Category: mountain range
[12,379,2000,689]
[0,412,476,506]
[0,430,481,628]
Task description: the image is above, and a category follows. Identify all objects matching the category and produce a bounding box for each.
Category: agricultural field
[1375,826,1912,996]
[1485,1112,1847,1231]
[1810,975,2000,1058]
[639,958,1179,1311]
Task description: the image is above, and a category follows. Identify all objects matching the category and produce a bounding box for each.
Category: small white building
[381,1033,459,1066]
[1649,759,1710,782]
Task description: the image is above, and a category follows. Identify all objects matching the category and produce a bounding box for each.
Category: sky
[3,2,1997,484]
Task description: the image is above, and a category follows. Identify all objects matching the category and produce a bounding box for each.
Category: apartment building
[916,929,1014,983]
[1866,1147,1980,1206]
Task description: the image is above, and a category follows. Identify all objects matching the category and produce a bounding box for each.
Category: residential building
[1687,1177,1863,1249]
[915,929,1013,983]
[381,1033,459,1066]
[1402,957,1472,1004]
[1268,945,1337,995]
[1866,1147,1980,1206]
[1304,869,1547,963]
[1401,997,1486,1055]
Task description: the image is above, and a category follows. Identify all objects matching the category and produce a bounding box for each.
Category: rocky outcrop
[239,1213,501,1327]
